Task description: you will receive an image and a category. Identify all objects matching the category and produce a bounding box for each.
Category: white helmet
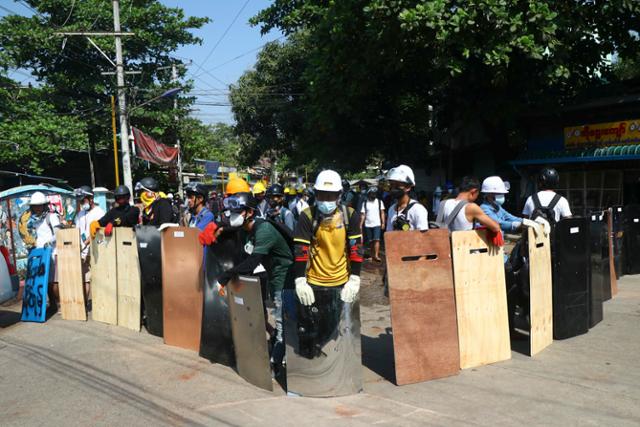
[314,170,342,192]
[481,176,509,194]
[387,165,415,186]
[29,191,48,206]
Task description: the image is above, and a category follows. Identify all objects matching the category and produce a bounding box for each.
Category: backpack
[530,192,561,224]
[432,200,468,230]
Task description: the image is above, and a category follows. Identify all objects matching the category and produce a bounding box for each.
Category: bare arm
[467,203,501,233]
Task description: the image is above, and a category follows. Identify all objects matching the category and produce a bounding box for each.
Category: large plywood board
[161,227,203,351]
[607,210,618,297]
[56,228,86,321]
[527,227,553,356]
[116,228,141,331]
[451,230,510,369]
[385,229,459,385]
[90,230,117,325]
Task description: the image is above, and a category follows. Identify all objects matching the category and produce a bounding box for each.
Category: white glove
[340,275,361,303]
[521,218,541,237]
[295,277,315,306]
[534,217,551,237]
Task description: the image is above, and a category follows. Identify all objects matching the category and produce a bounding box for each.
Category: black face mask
[269,199,280,208]
[390,188,406,200]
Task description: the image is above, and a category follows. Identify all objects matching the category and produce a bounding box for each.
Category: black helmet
[266,183,284,197]
[223,192,258,213]
[136,177,159,193]
[185,182,207,198]
[114,185,131,198]
[74,185,93,199]
[539,167,559,190]
[342,179,351,190]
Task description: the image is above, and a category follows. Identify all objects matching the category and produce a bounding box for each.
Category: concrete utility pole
[112,0,133,193]
[171,64,184,197]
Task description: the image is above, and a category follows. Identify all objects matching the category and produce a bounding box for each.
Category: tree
[231,0,640,172]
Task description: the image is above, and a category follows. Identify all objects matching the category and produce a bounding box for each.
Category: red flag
[131,127,179,166]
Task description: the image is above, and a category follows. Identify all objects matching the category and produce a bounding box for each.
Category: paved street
[1,274,639,426]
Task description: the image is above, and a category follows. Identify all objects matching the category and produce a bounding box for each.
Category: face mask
[368,193,376,200]
[269,199,280,208]
[81,203,91,211]
[390,188,406,200]
[229,212,245,228]
[316,200,337,215]
[495,195,506,206]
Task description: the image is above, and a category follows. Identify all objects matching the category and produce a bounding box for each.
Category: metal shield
[589,213,606,327]
[228,276,273,391]
[283,287,363,397]
[623,204,640,275]
[551,218,590,340]
[135,225,163,337]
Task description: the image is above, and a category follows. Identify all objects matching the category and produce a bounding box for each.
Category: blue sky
[1,0,283,124]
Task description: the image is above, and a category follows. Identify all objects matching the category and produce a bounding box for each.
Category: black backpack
[530,192,561,224]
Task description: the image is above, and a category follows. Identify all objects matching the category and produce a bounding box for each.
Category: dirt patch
[360,260,388,307]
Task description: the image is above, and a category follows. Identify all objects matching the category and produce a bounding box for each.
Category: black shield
[135,225,163,337]
[551,218,590,340]
[623,204,640,275]
[612,205,624,279]
[588,213,605,327]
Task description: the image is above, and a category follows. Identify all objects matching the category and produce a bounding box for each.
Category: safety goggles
[222,195,245,211]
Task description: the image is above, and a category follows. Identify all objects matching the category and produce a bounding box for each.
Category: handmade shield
[551,218,590,340]
[161,227,203,351]
[115,228,141,331]
[623,204,640,275]
[283,287,363,397]
[56,228,86,321]
[385,229,459,384]
[0,251,13,304]
[611,205,624,279]
[228,276,272,391]
[135,226,163,336]
[589,213,606,327]
[527,227,553,356]
[90,230,117,325]
[200,232,243,366]
[21,247,52,323]
[607,209,618,297]
[451,230,510,369]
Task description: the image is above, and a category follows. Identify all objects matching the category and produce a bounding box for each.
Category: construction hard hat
[387,165,415,186]
[113,185,131,198]
[296,183,306,194]
[314,170,342,192]
[29,191,47,206]
[481,176,509,194]
[266,183,285,197]
[225,177,251,195]
[252,181,267,195]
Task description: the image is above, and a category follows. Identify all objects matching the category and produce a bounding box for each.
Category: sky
[1,0,283,124]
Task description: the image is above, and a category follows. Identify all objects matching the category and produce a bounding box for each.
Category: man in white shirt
[28,192,61,250]
[74,186,105,302]
[522,167,572,223]
[360,187,386,262]
[385,165,429,232]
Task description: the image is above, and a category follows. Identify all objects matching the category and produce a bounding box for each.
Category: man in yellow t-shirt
[293,170,363,305]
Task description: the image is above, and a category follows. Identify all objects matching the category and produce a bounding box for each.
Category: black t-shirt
[98,205,140,227]
[142,198,174,226]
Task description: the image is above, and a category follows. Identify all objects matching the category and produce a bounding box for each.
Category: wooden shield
[385,229,459,385]
[115,228,141,331]
[527,227,553,356]
[90,230,117,325]
[228,276,273,391]
[56,228,86,321]
[161,227,203,351]
[451,230,510,369]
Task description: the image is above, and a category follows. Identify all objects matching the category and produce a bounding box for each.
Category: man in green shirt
[199,191,293,369]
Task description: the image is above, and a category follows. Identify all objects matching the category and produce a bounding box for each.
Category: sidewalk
[1,275,639,426]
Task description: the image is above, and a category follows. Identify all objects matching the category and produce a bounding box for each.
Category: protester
[436,176,503,245]
[207,190,223,220]
[341,179,355,208]
[199,191,292,372]
[432,186,443,218]
[293,184,310,220]
[385,165,429,232]
[522,167,572,226]
[136,177,174,227]
[74,186,105,304]
[480,176,526,233]
[252,181,268,219]
[293,170,363,306]
[92,186,139,234]
[360,187,385,262]
[185,183,214,230]
[266,184,295,231]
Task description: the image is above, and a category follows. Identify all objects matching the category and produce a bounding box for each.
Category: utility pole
[112,0,133,193]
[172,64,184,197]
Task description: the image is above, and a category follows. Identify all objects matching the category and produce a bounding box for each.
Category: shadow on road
[361,327,396,384]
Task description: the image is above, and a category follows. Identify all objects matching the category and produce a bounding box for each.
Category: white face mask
[81,203,91,211]
[229,212,245,228]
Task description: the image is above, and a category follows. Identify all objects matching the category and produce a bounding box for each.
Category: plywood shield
[451,230,510,369]
[385,229,459,385]
[116,228,141,331]
[607,209,618,297]
[135,226,163,337]
[56,228,86,321]
[21,247,52,323]
[90,230,117,325]
[284,288,363,397]
[228,276,273,391]
[161,227,203,351]
[527,227,553,356]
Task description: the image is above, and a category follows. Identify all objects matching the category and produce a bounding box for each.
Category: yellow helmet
[225,177,250,195]
[252,181,267,195]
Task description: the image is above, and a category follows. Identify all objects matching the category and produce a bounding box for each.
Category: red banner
[131,127,179,166]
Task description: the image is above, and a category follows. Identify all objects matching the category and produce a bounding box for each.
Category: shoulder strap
[445,201,468,227]
[341,205,350,228]
[547,193,562,210]
[435,201,446,224]
[532,192,542,210]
